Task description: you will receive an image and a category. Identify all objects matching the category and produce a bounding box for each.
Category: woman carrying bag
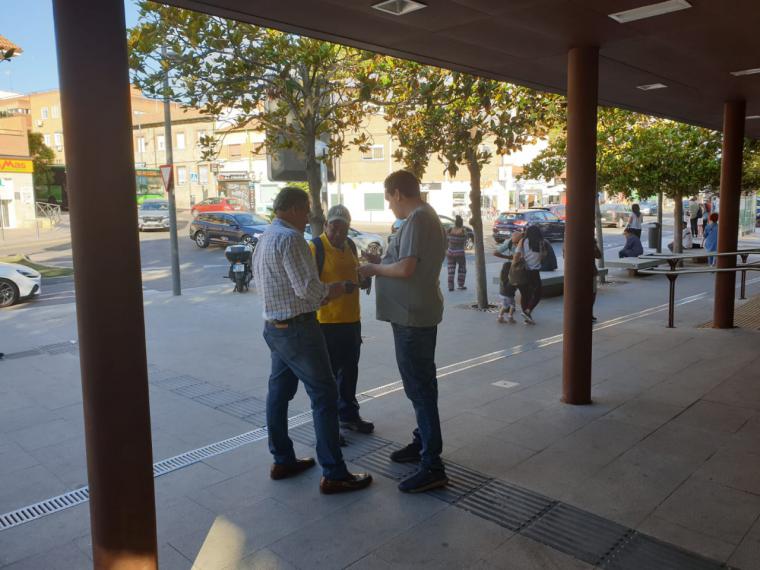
[510,225,545,324]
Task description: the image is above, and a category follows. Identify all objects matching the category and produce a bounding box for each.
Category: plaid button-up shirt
[252,218,328,321]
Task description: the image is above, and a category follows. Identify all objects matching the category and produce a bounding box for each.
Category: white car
[0,262,42,307]
[304,225,384,257]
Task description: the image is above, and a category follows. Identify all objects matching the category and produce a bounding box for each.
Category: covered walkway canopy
[51,0,760,567]
[167,0,760,137]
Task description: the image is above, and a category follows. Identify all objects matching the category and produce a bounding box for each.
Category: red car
[191,197,245,217]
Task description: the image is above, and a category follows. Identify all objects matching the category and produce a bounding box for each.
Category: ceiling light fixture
[371,0,427,16]
[746,115,760,120]
[609,0,691,23]
[637,83,668,91]
[730,68,760,77]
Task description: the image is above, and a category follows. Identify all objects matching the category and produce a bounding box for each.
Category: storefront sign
[0,158,33,174]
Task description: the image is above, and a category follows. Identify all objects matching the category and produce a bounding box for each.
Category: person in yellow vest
[309,205,375,434]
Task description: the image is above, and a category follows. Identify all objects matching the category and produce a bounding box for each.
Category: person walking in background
[688,196,700,237]
[627,204,643,238]
[358,170,449,493]
[309,204,374,435]
[591,238,602,323]
[512,225,545,324]
[252,186,372,495]
[618,228,644,258]
[704,212,719,265]
[446,215,467,291]
[494,229,524,324]
[701,199,711,237]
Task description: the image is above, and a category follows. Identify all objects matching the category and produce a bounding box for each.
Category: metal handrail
[638,254,760,327]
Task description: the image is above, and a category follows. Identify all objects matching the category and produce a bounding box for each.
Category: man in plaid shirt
[252,186,372,494]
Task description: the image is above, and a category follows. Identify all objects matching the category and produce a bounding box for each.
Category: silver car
[304,225,384,256]
[137,199,170,231]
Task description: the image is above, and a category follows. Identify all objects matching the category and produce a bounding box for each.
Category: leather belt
[268,312,316,326]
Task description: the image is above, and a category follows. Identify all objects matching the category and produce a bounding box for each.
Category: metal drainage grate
[600,533,725,570]
[428,461,491,504]
[172,382,222,399]
[0,488,90,531]
[352,443,419,481]
[154,374,205,391]
[521,503,632,566]
[2,349,42,360]
[217,396,267,419]
[288,423,317,447]
[39,341,78,355]
[341,433,394,462]
[0,412,316,533]
[191,389,245,408]
[456,479,555,531]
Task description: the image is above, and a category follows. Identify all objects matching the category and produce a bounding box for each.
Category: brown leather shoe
[270,458,316,480]
[319,472,373,494]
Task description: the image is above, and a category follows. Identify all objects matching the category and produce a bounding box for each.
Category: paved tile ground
[1,241,759,569]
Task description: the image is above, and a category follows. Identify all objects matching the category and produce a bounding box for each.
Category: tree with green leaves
[128,3,375,235]
[27,132,55,188]
[365,59,559,308]
[523,108,728,253]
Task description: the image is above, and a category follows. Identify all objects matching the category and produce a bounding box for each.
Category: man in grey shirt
[359,170,448,493]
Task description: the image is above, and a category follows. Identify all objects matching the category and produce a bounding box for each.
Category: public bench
[491,264,609,297]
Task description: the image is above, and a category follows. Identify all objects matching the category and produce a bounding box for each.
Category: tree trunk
[466,155,489,309]
[673,192,683,253]
[304,131,326,236]
[656,191,663,253]
[594,182,606,283]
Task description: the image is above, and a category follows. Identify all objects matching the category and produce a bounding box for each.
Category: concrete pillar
[713,100,746,329]
[562,46,599,405]
[52,1,158,568]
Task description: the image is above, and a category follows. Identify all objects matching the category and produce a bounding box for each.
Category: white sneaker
[521,310,535,324]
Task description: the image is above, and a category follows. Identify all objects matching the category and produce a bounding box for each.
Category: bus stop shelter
[51,0,760,566]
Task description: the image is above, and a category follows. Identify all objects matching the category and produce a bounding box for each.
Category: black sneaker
[389,441,421,463]
[398,467,448,493]
[340,417,375,434]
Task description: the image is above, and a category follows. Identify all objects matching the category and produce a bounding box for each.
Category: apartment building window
[157,135,165,151]
[43,134,51,146]
[176,132,186,150]
[41,107,49,120]
[52,105,60,119]
[228,144,242,159]
[176,166,187,185]
[362,144,384,161]
[54,132,63,147]
[198,165,209,184]
[196,130,207,143]
[136,137,146,153]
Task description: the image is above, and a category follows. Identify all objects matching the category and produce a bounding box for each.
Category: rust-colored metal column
[562,46,599,405]
[52,1,158,568]
[713,100,746,329]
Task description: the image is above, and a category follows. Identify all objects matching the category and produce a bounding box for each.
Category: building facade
[0,112,36,229]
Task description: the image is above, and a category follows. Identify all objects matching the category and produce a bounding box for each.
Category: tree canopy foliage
[27,132,55,188]
[362,58,560,307]
[128,2,376,233]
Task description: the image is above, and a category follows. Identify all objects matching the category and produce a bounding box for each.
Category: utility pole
[162,44,181,296]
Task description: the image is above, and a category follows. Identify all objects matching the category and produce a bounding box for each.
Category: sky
[1,0,141,94]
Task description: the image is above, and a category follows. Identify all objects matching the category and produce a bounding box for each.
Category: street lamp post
[162,44,181,296]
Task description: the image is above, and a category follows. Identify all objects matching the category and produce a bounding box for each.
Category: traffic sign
[159,164,174,192]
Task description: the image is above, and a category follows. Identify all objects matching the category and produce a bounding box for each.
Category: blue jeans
[391,323,444,471]
[263,316,349,480]
[321,322,363,422]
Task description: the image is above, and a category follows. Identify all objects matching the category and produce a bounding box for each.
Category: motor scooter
[224,243,254,292]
